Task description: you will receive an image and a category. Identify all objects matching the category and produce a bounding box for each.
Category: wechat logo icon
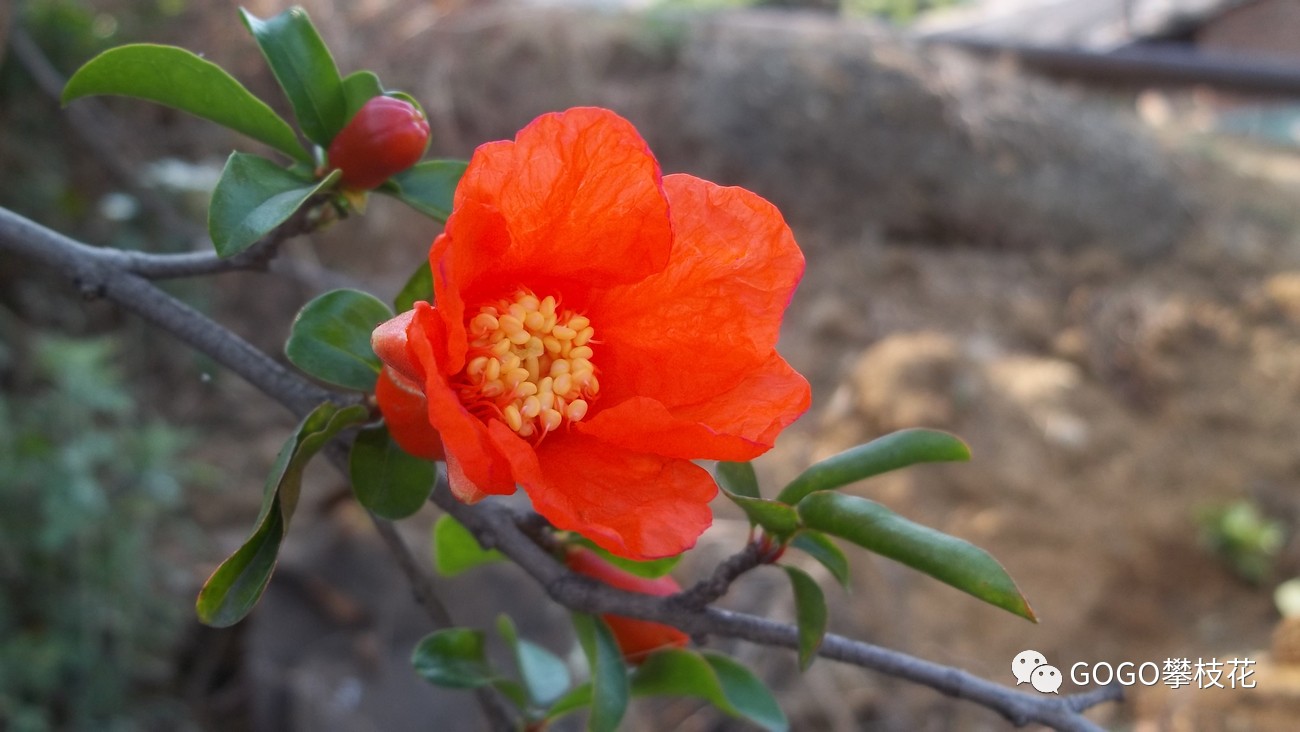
[1013,650,1063,693]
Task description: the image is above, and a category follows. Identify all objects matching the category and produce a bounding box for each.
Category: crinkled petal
[493,431,716,560]
[407,302,515,499]
[436,108,673,335]
[591,173,805,407]
[577,353,809,461]
[375,366,445,461]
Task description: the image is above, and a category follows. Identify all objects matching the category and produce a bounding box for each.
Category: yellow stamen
[455,288,600,442]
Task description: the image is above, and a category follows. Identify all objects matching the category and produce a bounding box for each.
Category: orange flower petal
[591,173,805,408]
[437,108,673,322]
[492,431,716,560]
[375,366,445,461]
[577,353,810,462]
[406,302,516,499]
[372,310,423,384]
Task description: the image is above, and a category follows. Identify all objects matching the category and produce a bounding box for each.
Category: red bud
[328,96,430,190]
[565,548,689,663]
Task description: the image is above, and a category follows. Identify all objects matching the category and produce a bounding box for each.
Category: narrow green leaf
[240,6,347,146]
[782,566,827,671]
[62,44,308,162]
[497,615,571,707]
[341,69,384,121]
[285,288,393,392]
[790,531,850,589]
[716,461,760,498]
[411,628,495,689]
[208,153,338,257]
[393,261,433,313]
[569,537,680,579]
[630,649,788,732]
[349,425,436,519]
[432,515,504,576]
[797,492,1036,622]
[572,613,629,732]
[385,160,467,221]
[546,683,593,722]
[720,490,800,539]
[776,428,971,505]
[196,402,368,626]
[704,652,789,732]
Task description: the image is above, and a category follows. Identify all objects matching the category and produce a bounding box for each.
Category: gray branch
[0,204,1121,731]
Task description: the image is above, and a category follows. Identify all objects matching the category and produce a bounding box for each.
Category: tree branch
[0,204,1122,731]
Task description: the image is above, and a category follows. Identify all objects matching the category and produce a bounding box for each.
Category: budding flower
[565,548,689,664]
[327,96,430,190]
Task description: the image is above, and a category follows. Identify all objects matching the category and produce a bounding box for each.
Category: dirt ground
[11,2,1300,730]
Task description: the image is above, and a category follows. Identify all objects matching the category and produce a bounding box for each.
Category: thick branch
[0,204,1121,731]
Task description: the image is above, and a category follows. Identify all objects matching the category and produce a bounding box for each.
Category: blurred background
[3,0,1300,729]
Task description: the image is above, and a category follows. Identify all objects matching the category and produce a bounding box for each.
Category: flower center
[457,289,599,440]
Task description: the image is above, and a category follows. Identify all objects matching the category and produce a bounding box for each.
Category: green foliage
[776,428,970,505]
[631,650,788,731]
[284,288,393,391]
[349,425,437,519]
[411,628,498,689]
[431,515,504,576]
[208,153,338,257]
[385,160,468,222]
[497,615,572,707]
[196,401,368,627]
[239,7,348,148]
[61,44,308,162]
[0,332,199,730]
[797,492,1036,621]
[1199,500,1285,584]
[790,531,850,588]
[782,566,827,670]
[573,613,630,732]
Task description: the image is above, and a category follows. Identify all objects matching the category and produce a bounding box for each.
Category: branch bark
[0,203,1121,731]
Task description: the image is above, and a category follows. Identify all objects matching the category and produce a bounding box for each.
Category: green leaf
[385,160,467,221]
[630,649,788,732]
[572,613,629,732]
[497,615,571,707]
[393,261,433,313]
[240,6,347,146]
[208,153,338,257]
[349,425,436,519]
[341,69,384,121]
[720,490,800,539]
[285,288,393,391]
[776,428,971,505]
[790,531,850,589]
[782,566,827,671]
[797,492,1036,622]
[569,537,680,579]
[704,653,789,731]
[411,628,496,689]
[716,461,760,498]
[196,402,368,626]
[62,44,308,162]
[432,515,504,576]
[546,683,593,722]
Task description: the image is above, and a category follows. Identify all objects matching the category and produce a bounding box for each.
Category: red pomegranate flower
[372,107,809,559]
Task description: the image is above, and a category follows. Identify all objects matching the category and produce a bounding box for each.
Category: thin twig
[673,540,766,609]
[0,204,1122,731]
